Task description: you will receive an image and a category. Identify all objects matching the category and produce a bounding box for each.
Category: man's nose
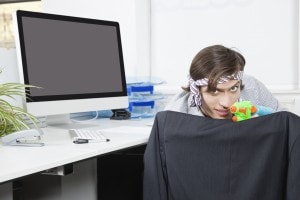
[219,93,231,108]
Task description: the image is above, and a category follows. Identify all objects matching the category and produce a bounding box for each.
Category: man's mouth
[215,109,230,117]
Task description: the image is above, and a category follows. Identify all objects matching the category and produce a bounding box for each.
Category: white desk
[0,117,153,199]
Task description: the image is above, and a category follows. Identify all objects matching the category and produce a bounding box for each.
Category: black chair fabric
[143,111,300,200]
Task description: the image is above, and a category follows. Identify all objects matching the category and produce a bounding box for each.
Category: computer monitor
[13,10,128,124]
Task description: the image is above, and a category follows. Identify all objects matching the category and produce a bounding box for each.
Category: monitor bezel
[15,10,128,102]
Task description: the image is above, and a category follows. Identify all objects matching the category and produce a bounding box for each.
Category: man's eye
[210,90,219,95]
[230,86,239,92]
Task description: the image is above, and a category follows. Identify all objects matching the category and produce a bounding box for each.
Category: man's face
[200,80,241,119]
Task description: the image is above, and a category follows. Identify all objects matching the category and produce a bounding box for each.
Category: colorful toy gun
[230,101,274,122]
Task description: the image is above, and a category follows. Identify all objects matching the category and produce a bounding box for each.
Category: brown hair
[183,45,245,92]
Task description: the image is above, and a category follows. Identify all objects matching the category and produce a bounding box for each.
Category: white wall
[0,49,19,83]
[151,0,299,90]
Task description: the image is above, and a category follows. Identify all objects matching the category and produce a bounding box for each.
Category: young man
[164,45,287,119]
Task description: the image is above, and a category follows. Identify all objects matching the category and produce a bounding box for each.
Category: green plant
[0,72,38,137]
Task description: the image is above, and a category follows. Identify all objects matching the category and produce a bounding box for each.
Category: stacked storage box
[127,83,164,118]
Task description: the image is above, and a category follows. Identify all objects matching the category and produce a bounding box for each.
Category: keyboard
[70,129,109,142]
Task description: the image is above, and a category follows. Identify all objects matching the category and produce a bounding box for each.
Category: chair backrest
[143,111,300,200]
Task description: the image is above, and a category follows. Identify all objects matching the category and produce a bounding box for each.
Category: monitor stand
[46,114,71,125]
[45,114,99,129]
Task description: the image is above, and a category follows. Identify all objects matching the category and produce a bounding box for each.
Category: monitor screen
[13,10,128,119]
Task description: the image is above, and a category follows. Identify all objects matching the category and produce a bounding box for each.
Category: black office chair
[143,111,300,200]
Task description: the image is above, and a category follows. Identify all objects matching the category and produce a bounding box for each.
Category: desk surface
[0,118,153,183]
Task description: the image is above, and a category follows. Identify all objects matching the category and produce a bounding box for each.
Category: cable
[70,111,99,123]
